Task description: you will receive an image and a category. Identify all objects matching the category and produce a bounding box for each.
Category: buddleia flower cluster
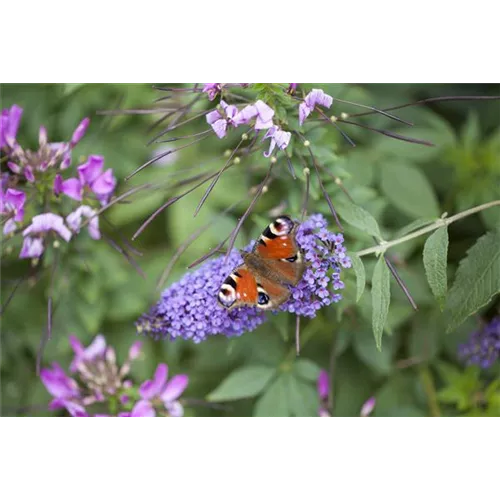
[1,104,116,261]
[458,316,500,369]
[40,335,188,417]
[136,213,351,343]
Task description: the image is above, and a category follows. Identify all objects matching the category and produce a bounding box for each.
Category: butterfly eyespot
[257,292,270,306]
[218,284,236,308]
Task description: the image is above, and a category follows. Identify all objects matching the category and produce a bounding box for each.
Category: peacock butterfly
[218,215,305,310]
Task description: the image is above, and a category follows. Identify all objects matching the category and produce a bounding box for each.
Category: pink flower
[69,334,107,372]
[203,83,222,101]
[206,100,239,139]
[20,213,72,258]
[263,126,291,157]
[0,104,23,149]
[299,88,333,126]
[234,100,275,130]
[70,117,90,147]
[0,187,26,235]
[54,174,83,201]
[139,363,189,416]
[77,155,116,205]
[66,205,101,240]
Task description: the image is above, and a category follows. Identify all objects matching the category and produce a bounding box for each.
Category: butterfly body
[218,216,305,311]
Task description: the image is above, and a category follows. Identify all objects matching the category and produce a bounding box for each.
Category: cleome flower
[136,214,351,342]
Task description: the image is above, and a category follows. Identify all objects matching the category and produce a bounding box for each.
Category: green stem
[419,367,441,417]
[356,200,500,257]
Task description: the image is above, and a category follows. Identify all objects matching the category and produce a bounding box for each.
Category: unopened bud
[303,167,310,175]
[53,240,60,248]
[224,149,232,157]
[262,185,269,193]
[303,140,310,147]
[233,157,241,165]
[31,258,39,267]
[270,156,277,164]
[330,115,338,122]
[340,112,349,120]
[241,133,249,141]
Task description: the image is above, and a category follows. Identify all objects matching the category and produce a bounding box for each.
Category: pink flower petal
[19,236,44,258]
[139,363,168,400]
[166,400,184,417]
[161,374,188,403]
[206,109,222,125]
[211,119,227,139]
[77,155,104,185]
[130,400,156,417]
[317,370,329,400]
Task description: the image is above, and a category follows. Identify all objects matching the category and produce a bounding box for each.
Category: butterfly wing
[217,265,290,310]
[252,215,305,285]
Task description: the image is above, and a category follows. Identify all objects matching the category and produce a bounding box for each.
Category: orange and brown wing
[218,265,258,310]
[217,265,290,310]
[253,215,305,285]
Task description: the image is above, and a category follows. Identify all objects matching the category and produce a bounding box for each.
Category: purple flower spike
[70,117,90,147]
[136,214,350,342]
[458,316,500,369]
[66,205,101,240]
[299,89,333,126]
[0,104,23,149]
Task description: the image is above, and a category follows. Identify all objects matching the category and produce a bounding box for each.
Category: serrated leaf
[349,253,366,302]
[253,375,290,416]
[336,200,382,239]
[293,359,321,382]
[380,162,440,219]
[423,226,449,309]
[445,231,500,332]
[371,256,391,351]
[207,365,276,402]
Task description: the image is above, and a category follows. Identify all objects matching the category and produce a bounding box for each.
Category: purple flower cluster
[0,104,116,259]
[282,213,351,317]
[40,335,188,417]
[458,317,500,369]
[136,214,351,342]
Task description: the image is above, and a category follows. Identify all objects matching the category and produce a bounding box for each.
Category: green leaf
[336,199,382,239]
[353,328,394,375]
[253,375,290,416]
[380,162,440,219]
[207,365,276,401]
[286,375,319,417]
[423,226,449,309]
[371,256,391,350]
[349,253,366,302]
[292,359,321,382]
[445,231,500,332]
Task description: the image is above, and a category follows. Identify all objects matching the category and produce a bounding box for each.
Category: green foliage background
[1,83,499,417]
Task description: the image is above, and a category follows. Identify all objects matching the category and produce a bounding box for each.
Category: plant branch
[356,200,500,258]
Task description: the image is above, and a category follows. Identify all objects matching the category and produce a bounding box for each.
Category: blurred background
[1,83,499,416]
